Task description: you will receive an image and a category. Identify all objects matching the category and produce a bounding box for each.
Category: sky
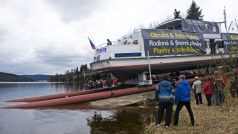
[0,0,237,75]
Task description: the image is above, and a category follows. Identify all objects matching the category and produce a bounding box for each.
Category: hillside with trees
[49,64,88,83]
[21,74,51,81]
[0,72,33,82]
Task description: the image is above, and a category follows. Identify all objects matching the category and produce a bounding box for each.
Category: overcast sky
[0,0,237,75]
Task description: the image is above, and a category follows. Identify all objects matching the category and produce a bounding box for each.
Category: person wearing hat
[192,76,203,105]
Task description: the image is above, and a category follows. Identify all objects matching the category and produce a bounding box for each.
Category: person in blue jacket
[155,73,174,127]
[174,75,195,126]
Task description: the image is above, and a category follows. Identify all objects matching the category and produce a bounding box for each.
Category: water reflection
[49,82,84,92]
[87,108,155,134]
[0,83,156,134]
[0,109,92,134]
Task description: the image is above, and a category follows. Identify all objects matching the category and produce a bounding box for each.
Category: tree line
[0,72,33,82]
[174,1,203,20]
[49,64,88,83]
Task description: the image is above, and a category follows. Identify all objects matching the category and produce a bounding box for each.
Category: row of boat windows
[205,41,224,49]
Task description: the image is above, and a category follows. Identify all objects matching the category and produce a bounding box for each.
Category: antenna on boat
[147,50,152,84]
[224,6,228,32]
[228,21,233,32]
[235,19,238,33]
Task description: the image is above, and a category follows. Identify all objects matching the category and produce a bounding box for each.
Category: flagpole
[147,50,152,84]
[235,19,238,32]
[224,7,227,32]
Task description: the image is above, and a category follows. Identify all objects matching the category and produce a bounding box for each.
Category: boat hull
[6,86,129,102]
[90,54,238,80]
[0,85,155,109]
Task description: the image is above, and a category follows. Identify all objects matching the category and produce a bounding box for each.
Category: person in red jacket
[203,77,213,106]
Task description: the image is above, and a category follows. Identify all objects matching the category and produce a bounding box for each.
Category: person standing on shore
[155,73,174,128]
[230,69,238,98]
[213,71,225,106]
[174,75,195,126]
[203,77,213,106]
[192,76,203,105]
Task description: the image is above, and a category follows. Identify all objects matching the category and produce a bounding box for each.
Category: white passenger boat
[90,19,238,84]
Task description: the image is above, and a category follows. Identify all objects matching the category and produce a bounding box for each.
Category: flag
[88,37,96,49]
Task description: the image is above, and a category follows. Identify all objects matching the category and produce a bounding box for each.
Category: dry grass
[144,87,238,134]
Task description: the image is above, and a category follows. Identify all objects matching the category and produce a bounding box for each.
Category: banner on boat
[222,33,238,53]
[141,29,206,56]
[181,19,220,34]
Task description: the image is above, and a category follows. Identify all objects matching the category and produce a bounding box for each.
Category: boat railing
[96,43,107,48]
[96,40,139,49]
[96,30,141,49]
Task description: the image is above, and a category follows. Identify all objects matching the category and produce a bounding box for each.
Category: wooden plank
[90,91,153,108]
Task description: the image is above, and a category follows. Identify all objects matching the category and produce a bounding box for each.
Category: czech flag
[88,37,96,49]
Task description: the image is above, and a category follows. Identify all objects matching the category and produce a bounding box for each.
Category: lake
[0,82,155,134]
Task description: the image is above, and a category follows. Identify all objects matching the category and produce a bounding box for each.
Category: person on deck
[155,73,174,128]
[174,75,195,126]
[107,39,112,46]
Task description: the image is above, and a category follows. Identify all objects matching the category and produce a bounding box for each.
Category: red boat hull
[6,87,120,102]
[0,85,156,109]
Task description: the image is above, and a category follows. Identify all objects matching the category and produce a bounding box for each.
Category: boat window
[168,27,174,29]
[210,39,216,54]
[96,55,100,61]
[205,41,210,48]
[175,25,182,30]
[217,41,224,48]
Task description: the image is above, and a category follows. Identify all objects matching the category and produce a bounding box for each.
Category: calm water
[0,82,155,134]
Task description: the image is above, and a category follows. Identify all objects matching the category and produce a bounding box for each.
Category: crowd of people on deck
[154,69,238,128]
[106,38,138,46]
[86,77,118,89]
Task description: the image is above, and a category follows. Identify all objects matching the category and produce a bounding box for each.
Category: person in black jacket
[107,39,112,46]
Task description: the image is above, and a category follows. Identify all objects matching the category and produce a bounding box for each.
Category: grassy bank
[144,82,238,134]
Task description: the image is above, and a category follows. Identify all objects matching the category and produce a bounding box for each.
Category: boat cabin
[93,19,238,62]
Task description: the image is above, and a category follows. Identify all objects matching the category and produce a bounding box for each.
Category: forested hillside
[21,74,50,81]
[0,72,33,82]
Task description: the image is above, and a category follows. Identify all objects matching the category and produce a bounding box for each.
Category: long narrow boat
[0,85,155,109]
[5,85,133,102]
[6,90,95,102]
